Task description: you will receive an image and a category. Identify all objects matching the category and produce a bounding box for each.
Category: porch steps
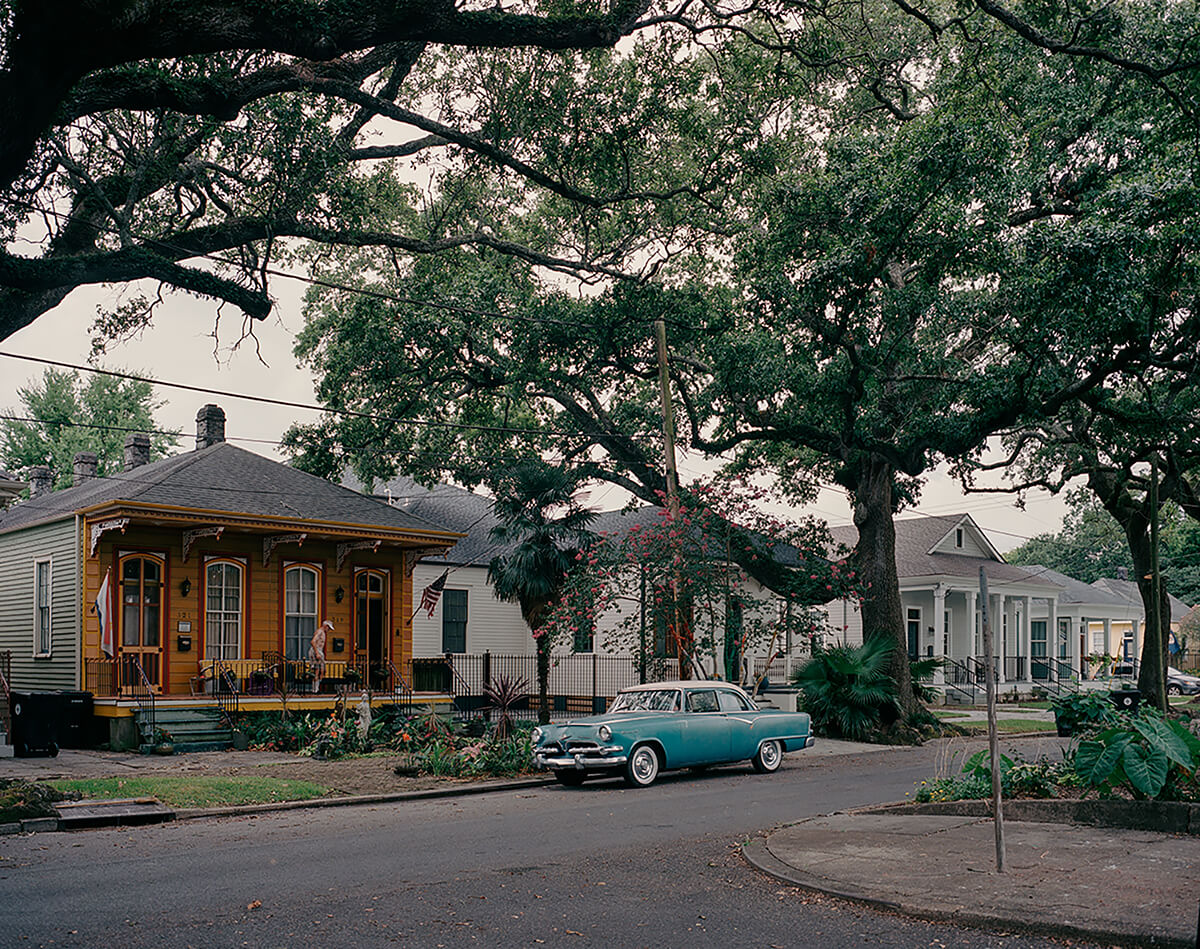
[136,704,233,753]
[755,687,800,713]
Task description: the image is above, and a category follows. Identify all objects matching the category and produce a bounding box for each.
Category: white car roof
[618,680,750,694]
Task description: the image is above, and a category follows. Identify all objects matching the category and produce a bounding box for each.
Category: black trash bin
[1109,688,1142,712]
[9,691,60,757]
[56,691,94,749]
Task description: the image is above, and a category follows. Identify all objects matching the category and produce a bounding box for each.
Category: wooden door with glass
[119,553,164,691]
[354,569,389,689]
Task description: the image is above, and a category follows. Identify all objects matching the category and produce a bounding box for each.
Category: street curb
[172,775,557,821]
[741,822,1192,949]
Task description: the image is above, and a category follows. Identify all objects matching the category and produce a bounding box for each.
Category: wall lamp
[180,578,191,597]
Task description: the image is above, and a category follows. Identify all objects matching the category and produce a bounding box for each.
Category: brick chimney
[195,404,226,450]
[123,433,151,470]
[29,465,53,498]
[73,451,98,486]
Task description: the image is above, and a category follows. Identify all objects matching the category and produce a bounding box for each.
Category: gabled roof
[830,514,1059,588]
[0,443,456,539]
[1091,577,1192,622]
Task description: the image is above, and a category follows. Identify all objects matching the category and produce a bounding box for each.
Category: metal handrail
[943,657,978,705]
[206,658,240,722]
[445,654,482,720]
[125,655,155,740]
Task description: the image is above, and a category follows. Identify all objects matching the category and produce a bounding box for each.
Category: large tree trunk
[1088,471,1169,710]
[848,456,918,721]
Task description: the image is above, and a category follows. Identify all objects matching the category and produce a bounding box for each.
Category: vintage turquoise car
[531,680,814,787]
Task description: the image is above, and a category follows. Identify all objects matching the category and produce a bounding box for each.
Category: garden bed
[871,798,1200,835]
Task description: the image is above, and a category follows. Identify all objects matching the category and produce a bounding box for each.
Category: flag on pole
[95,567,114,657]
[419,569,449,618]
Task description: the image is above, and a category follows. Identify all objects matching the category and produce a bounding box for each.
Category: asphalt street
[0,737,1095,949]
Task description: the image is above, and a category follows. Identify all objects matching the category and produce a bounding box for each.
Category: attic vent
[955,528,964,548]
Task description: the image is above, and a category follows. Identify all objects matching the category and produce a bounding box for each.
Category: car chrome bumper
[534,750,628,771]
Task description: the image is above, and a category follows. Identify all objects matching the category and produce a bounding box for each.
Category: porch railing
[1028,657,1078,698]
[84,655,156,735]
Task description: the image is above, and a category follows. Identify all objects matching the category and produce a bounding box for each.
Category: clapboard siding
[0,517,79,691]
[411,564,528,657]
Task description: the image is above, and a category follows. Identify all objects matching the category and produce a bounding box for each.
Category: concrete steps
[136,704,232,753]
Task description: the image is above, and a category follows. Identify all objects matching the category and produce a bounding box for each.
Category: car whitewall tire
[625,744,660,788]
[752,739,783,774]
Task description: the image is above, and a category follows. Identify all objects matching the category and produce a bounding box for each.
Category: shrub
[913,750,1079,803]
[791,637,900,741]
[1050,691,1118,737]
[1072,710,1200,800]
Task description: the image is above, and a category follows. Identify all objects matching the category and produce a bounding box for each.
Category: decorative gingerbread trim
[182,526,224,562]
[89,517,130,557]
[263,532,307,566]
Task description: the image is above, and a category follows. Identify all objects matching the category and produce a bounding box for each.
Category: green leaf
[1121,743,1168,798]
[1075,735,1130,787]
[1132,714,1194,771]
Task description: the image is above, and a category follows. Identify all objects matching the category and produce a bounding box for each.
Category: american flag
[419,569,449,617]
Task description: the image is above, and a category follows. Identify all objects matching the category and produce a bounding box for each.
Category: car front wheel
[554,770,587,787]
[625,744,660,787]
[752,739,783,774]
[1168,684,1182,696]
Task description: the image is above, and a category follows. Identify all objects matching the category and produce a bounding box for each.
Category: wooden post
[980,566,1005,872]
[654,319,690,678]
[1150,457,1166,713]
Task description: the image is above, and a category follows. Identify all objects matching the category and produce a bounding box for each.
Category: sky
[0,278,1072,552]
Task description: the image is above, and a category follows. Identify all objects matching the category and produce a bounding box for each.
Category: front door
[354,569,388,687]
[119,554,164,691]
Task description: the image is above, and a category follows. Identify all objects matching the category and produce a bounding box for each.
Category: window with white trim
[205,559,244,660]
[33,559,51,657]
[284,564,320,660]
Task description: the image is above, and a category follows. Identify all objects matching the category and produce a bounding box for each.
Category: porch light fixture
[335,585,345,603]
[180,578,191,597]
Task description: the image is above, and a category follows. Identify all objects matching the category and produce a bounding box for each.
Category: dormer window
[955,528,964,548]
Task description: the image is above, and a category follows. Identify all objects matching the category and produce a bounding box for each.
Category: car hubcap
[761,741,780,768]
[633,748,657,783]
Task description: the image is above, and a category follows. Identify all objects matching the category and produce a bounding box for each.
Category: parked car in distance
[531,680,814,788]
[1109,661,1200,695]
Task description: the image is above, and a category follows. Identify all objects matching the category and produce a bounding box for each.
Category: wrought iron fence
[413,652,679,721]
[0,650,10,739]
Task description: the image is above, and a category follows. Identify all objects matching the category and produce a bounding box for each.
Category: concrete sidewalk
[744,809,1200,949]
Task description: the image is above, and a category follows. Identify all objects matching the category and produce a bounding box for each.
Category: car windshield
[610,689,681,712]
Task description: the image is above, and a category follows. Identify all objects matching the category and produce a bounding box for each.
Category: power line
[0,351,660,443]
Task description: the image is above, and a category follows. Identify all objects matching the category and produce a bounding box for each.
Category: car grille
[538,739,604,755]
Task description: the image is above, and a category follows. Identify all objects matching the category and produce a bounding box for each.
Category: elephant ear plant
[1073,711,1200,800]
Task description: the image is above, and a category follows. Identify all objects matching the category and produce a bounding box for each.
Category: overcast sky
[0,279,1071,552]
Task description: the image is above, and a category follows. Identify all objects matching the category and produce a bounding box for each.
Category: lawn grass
[931,710,971,720]
[48,775,330,809]
[958,718,1054,734]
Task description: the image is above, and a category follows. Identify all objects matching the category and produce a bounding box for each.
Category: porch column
[966,590,977,667]
[1103,618,1113,667]
[1022,595,1032,682]
[933,584,947,685]
[1047,596,1058,681]
[996,594,1008,683]
[1129,618,1140,662]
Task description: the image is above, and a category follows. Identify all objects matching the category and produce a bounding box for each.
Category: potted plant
[150,727,174,755]
[1051,691,1117,737]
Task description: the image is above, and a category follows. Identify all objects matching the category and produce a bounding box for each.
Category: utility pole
[980,567,1006,872]
[654,319,690,677]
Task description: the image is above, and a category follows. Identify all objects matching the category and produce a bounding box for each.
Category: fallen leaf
[246,901,261,911]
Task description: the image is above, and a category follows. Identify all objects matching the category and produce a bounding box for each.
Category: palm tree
[488,461,597,724]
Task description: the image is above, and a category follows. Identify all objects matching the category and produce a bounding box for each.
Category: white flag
[95,568,114,657]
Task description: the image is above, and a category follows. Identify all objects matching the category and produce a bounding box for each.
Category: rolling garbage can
[1109,688,1142,712]
[9,691,60,757]
[56,691,94,749]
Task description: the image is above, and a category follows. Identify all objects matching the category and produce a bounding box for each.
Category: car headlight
[531,727,543,744]
[598,725,612,742]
